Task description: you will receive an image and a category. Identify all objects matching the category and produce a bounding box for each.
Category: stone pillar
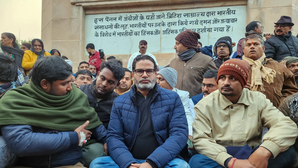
[42,0,85,70]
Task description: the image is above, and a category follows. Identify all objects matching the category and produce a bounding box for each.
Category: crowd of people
[1,15,298,168]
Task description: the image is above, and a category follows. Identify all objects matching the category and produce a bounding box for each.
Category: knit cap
[283,56,298,66]
[216,59,250,88]
[175,30,201,49]
[214,36,233,57]
[157,67,177,89]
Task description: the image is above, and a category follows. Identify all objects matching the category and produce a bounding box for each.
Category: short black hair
[123,68,132,77]
[107,56,116,60]
[28,70,33,79]
[100,59,125,82]
[75,69,92,79]
[246,21,260,32]
[139,40,147,45]
[0,53,18,83]
[31,56,73,86]
[62,56,68,60]
[50,49,61,56]
[22,43,31,49]
[99,50,105,59]
[198,41,202,47]
[86,43,95,49]
[132,55,157,71]
[78,61,89,69]
[203,70,218,80]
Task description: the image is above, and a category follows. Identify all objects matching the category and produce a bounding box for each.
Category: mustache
[203,91,210,95]
[139,78,152,83]
[276,29,282,32]
[120,82,127,86]
[221,86,233,91]
[294,70,298,73]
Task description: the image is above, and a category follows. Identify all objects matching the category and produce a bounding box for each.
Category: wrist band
[230,158,237,168]
[78,132,87,147]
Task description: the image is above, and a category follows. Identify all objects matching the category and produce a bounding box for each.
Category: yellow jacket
[22,50,51,75]
[193,89,298,167]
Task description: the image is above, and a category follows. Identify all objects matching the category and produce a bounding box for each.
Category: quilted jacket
[265,31,298,61]
[106,84,188,168]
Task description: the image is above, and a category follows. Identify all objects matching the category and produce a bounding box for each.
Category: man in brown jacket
[170,30,217,97]
[242,33,298,107]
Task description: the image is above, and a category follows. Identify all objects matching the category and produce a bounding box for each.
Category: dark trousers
[189,146,296,168]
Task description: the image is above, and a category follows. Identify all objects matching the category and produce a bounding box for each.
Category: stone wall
[42,0,298,71]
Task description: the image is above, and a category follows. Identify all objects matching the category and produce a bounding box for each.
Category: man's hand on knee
[228,159,255,168]
[248,146,271,168]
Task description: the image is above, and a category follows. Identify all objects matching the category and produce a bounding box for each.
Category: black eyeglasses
[217,44,228,48]
[134,69,155,76]
[202,83,214,88]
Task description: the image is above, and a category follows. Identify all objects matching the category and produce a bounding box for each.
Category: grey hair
[245,33,265,47]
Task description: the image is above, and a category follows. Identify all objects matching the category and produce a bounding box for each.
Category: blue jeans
[90,156,190,168]
[189,146,296,168]
[0,136,15,168]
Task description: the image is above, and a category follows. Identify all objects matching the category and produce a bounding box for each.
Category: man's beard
[48,85,69,96]
[293,70,298,77]
[93,84,113,98]
[134,77,156,90]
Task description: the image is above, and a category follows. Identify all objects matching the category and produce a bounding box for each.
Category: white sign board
[85,6,246,55]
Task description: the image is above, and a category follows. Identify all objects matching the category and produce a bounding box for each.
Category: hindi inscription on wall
[85,6,246,55]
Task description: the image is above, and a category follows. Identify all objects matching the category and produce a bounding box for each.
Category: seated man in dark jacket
[265,16,298,61]
[0,56,107,168]
[80,59,125,129]
[90,55,190,168]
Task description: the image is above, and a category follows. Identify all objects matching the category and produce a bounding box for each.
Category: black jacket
[1,45,24,73]
[213,57,230,69]
[80,82,118,129]
[265,31,298,61]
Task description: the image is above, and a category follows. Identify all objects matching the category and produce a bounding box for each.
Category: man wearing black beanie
[213,36,233,69]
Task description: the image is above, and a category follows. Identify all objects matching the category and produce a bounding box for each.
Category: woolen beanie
[157,67,177,89]
[215,40,233,56]
[175,30,201,49]
[214,36,233,57]
[216,59,250,88]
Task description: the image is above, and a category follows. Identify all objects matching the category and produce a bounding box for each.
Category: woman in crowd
[50,49,61,56]
[22,39,51,75]
[20,43,31,52]
[1,32,25,73]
